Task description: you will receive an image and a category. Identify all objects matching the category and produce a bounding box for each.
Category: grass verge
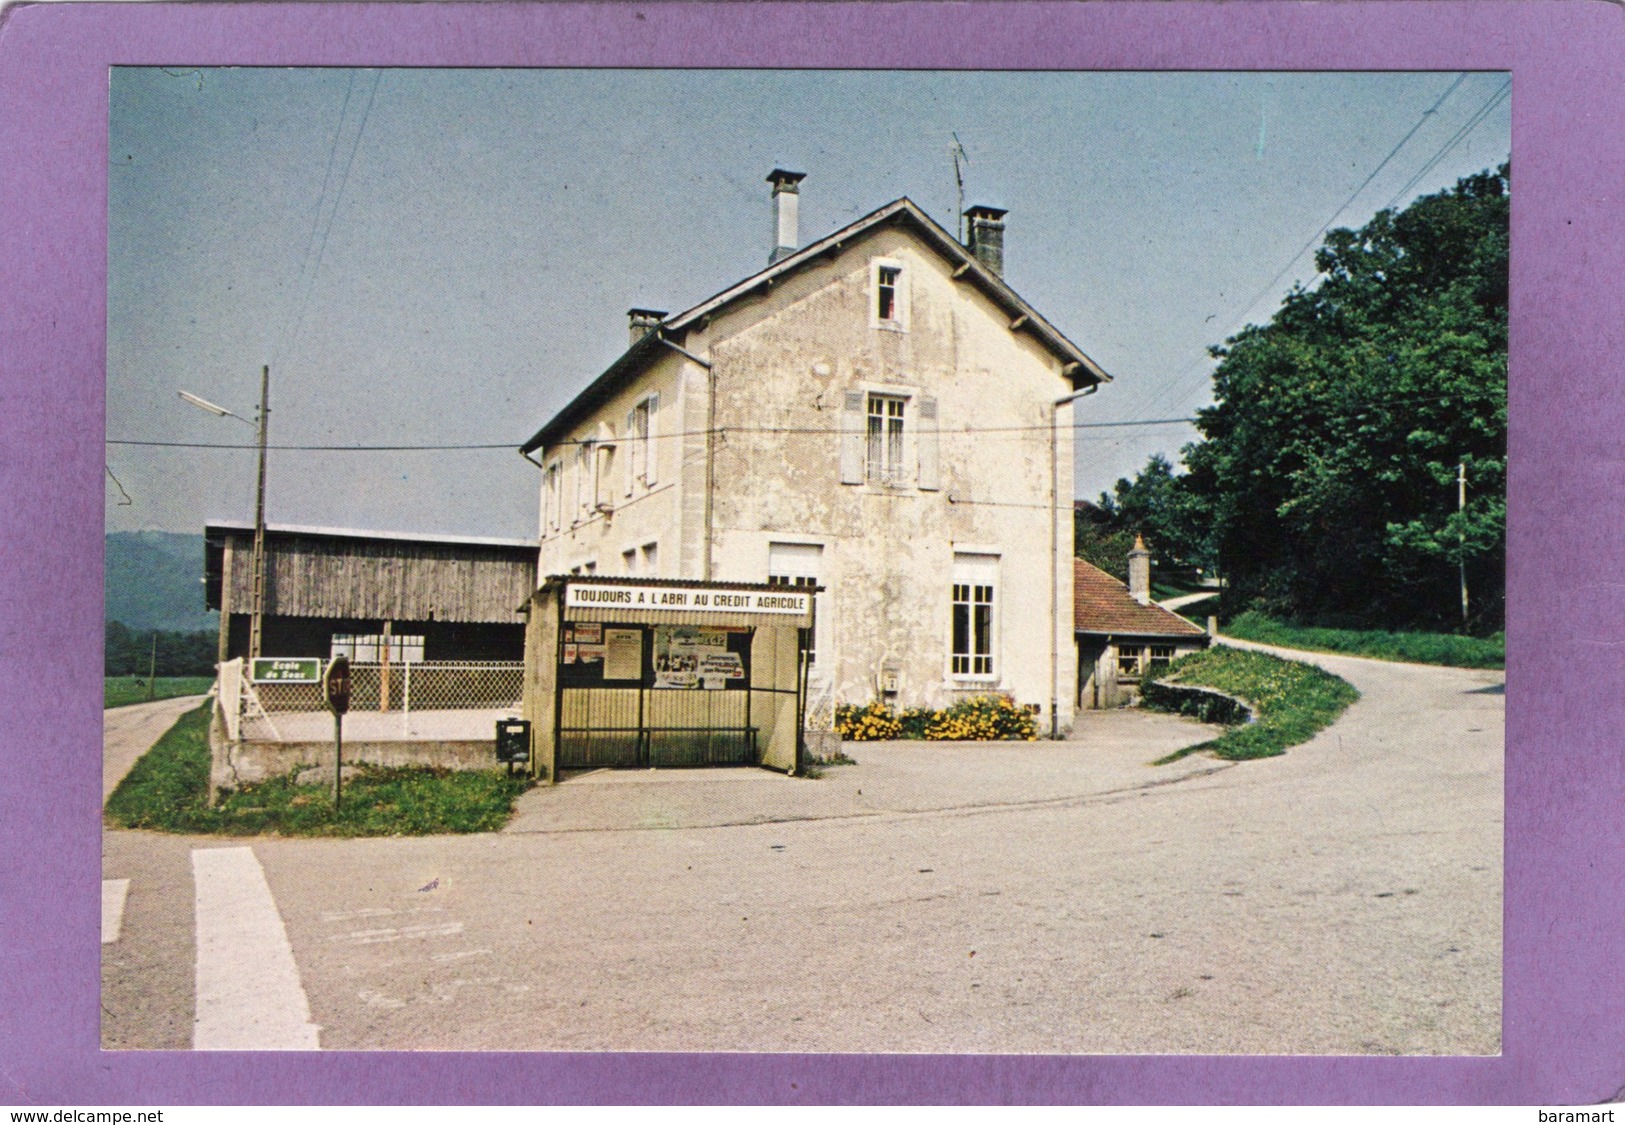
[105,675,215,709]
[1145,646,1359,763]
[1221,611,1503,669]
[104,703,531,836]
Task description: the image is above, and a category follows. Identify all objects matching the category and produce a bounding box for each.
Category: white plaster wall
[701,224,1080,732]
[535,349,692,582]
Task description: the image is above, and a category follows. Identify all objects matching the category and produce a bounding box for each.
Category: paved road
[101,647,1502,1054]
[102,695,208,804]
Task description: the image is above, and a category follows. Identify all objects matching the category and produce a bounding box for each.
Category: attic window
[877,266,901,321]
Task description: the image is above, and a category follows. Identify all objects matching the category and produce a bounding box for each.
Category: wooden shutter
[644,393,660,486]
[839,391,865,485]
[624,410,637,496]
[917,396,940,491]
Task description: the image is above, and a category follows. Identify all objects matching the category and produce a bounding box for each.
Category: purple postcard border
[1,0,1618,1106]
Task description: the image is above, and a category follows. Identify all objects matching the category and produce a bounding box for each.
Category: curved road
[101,643,1502,1055]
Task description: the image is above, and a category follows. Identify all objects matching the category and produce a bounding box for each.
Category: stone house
[520,171,1110,736]
[1074,537,1210,709]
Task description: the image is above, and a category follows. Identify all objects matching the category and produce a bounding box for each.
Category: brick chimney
[767,168,806,264]
[627,308,667,347]
[1128,533,1152,605]
[964,205,1008,277]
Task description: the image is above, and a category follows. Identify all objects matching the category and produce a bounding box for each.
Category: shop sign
[565,582,810,616]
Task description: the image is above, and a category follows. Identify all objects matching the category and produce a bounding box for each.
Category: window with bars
[867,394,906,486]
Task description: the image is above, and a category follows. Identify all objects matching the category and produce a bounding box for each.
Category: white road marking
[101,879,130,944]
[192,847,321,1051]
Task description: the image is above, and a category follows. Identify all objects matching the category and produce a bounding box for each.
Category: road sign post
[323,655,351,810]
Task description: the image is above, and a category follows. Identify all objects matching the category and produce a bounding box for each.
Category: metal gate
[555,621,808,770]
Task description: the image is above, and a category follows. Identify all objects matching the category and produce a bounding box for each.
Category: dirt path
[102,695,207,804]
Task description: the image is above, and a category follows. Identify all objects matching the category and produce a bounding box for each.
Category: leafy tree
[1185,164,1508,633]
[1074,501,1138,580]
[1095,453,1216,573]
[106,620,218,677]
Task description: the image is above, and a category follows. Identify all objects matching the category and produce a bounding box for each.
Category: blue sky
[107,68,1510,539]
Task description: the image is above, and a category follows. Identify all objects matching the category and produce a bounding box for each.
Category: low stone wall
[209,702,506,793]
[1139,679,1255,726]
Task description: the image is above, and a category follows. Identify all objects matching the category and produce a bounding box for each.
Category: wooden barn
[203,522,537,666]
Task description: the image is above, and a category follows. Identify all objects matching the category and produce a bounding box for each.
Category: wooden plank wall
[221,533,537,623]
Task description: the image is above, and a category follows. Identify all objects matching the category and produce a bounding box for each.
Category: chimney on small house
[1128,533,1152,605]
[767,168,807,264]
[627,308,667,347]
[963,204,1008,277]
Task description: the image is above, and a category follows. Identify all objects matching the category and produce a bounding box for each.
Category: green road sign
[251,657,322,683]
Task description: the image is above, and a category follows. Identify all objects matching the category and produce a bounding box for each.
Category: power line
[108,383,1500,456]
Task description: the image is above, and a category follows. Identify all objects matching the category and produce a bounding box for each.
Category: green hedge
[1222,611,1504,669]
[1142,646,1359,762]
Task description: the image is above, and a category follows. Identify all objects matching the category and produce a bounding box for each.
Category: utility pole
[250,364,270,662]
[1458,461,1469,631]
[146,632,157,701]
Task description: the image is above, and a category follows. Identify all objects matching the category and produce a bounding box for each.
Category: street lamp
[180,365,271,664]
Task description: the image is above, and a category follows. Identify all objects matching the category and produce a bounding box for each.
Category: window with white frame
[866,394,907,486]
[1117,646,1145,678]
[950,553,998,679]
[330,633,424,664]
[769,541,824,666]
[872,260,906,329]
[1150,645,1176,669]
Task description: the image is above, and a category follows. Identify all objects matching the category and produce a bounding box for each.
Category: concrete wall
[209,729,501,793]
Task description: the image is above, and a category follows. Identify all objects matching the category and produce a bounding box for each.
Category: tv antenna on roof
[950,133,969,243]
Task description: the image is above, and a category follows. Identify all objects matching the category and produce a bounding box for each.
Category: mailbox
[495,719,531,764]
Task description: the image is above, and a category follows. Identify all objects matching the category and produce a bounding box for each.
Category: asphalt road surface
[101,645,1501,1054]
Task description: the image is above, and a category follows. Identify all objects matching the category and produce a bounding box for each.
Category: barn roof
[1074,558,1208,638]
[204,522,537,624]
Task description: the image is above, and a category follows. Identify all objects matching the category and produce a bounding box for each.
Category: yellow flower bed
[835,694,1038,741]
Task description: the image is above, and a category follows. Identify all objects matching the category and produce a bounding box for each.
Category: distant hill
[105,531,217,634]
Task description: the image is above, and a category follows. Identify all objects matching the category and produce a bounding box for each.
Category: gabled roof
[1074,558,1208,638]
[521,196,1111,455]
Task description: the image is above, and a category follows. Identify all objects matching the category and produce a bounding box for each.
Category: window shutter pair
[838,391,938,488]
[620,394,661,496]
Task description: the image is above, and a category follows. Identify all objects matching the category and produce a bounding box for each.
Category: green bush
[1144,646,1359,763]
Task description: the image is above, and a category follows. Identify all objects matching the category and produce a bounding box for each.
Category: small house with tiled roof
[1075,537,1210,709]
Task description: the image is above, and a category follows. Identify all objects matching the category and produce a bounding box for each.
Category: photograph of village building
[103,67,1508,1055]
